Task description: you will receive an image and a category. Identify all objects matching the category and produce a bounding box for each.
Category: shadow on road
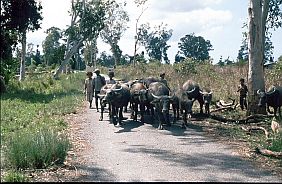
[72,165,117,182]
[121,145,276,182]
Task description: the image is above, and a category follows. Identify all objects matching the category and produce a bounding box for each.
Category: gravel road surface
[70,106,282,182]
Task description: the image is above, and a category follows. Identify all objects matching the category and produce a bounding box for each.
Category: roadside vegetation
[1,72,85,182]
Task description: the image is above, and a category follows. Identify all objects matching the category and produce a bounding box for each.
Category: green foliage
[0,58,19,84]
[1,72,85,171]
[138,22,173,63]
[173,58,197,76]
[100,0,129,66]
[5,127,70,169]
[266,58,282,86]
[3,170,29,182]
[177,33,213,61]
[42,27,65,66]
[267,132,282,152]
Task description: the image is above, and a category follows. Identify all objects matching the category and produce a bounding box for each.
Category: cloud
[147,7,232,42]
[150,0,223,12]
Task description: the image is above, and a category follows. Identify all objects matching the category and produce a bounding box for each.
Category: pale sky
[27,0,282,64]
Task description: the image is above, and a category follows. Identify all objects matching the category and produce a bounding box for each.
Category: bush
[3,170,29,182]
[173,58,197,76]
[267,132,282,152]
[5,127,70,169]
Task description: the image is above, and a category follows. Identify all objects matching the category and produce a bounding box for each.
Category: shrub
[3,170,29,182]
[267,132,282,152]
[5,127,70,169]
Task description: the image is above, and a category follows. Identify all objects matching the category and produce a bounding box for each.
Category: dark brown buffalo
[171,88,195,128]
[98,84,114,121]
[143,77,160,88]
[200,88,213,114]
[182,80,204,114]
[99,83,131,125]
[130,82,147,123]
[257,86,282,117]
[148,82,173,130]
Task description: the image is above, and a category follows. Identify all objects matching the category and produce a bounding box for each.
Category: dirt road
[67,105,281,182]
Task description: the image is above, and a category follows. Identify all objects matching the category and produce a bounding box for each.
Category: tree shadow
[1,88,80,103]
[72,164,117,182]
[122,145,279,182]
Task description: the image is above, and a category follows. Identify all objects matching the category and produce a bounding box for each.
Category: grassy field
[1,72,85,181]
[1,60,281,181]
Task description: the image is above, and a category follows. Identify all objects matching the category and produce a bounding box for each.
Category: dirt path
[58,104,281,182]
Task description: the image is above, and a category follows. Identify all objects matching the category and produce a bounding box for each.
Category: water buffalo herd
[97,77,213,130]
[97,76,282,130]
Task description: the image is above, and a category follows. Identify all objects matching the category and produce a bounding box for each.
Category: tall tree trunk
[92,38,98,68]
[53,39,83,79]
[19,31,27,81]
[110,42,121,67]
[247,0,267,116]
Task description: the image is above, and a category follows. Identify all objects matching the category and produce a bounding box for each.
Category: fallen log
[208,114,274,124]
[210,104,238,113]
[255,147,282,159]
[241,126,269,139]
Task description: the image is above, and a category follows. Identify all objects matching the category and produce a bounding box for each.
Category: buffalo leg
[182,111,187,129]
[118,107,124,125]
[99,105,104,121]
[140,104,145,123]
[111,106,117,125]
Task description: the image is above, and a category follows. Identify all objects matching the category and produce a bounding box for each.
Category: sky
[27,0,282,64]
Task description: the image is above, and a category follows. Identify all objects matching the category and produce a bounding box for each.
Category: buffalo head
[257,86,277,107]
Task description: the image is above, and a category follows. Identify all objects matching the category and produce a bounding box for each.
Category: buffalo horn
[112,86,123,92]
[266,86,277,95]
[186,87,196,95]
[257,89,262,94]
[151,93,162,99]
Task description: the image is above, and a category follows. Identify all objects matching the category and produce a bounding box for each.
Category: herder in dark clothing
[159,72,170,91]
[237,78,248,110]
[93,69,106,112]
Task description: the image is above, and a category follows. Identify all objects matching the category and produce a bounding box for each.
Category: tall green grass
[1,72,85,178]
[4,127,70,169]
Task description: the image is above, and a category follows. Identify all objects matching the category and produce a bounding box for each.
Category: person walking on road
[84,72,94,109]
[93,69,106,112]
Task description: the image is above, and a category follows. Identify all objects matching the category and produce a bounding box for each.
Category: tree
[177,33,213,62]
[237,30,274,63]
[247,0,282,115]
[138,22,173,64]
[132,0,148,67]
[100,0,129,67]
[53,0,106,79]
[1,0,43,81]
[42,27,65,66]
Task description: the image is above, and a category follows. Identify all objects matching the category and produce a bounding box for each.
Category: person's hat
[109,71,114,76]
[160,72,165,77]
[240,78,245,82]
[94,69,100,73]
[86,71,93,76]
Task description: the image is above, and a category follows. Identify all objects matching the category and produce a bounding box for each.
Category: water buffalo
[148,82,173,130]
[171,88,195,128]
[182,80,204,114]
[257,86,282,117]
[130,82,148,123]
[98,84,114,121]
[200,88,213,114]
[100,83,131,125]
[143,77,160,88]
